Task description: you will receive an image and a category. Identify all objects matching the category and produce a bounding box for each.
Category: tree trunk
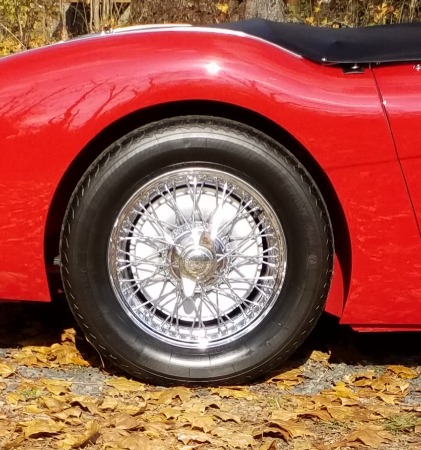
[245,0,286,22]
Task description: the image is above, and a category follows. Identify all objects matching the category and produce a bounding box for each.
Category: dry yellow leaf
[41,378,72,395]
[20,418,65,438]
[57,420,100,449]
[331,381,358,399]
[61,328,77,344]
[212,426,256,447]
[387,365,418,379]
[177,429,214,445]
[269,419,314,439]
[210,387,255,400]
[158,387,192,404]
[99,397,119,411]
[0,362,16,378]
[309,350,330,362]
[112,412,140,430]
[50,343,90,366]
[160,406,182,419]
[271,410,299,421]
[40,395,68,412]
[115,434,152,450]
[105,377,146,393]
[6,392,24,404]
[181,413,216,433]
[297,409,332,422]
[327,405,375,423]
[216,3,229,14]
[53,406,83,421]
[119,403,147,416]
[70,395,99,414]
[376,392,397,404]
[212,411,242,423]
[337,428,391,448]
[2,436,25,450]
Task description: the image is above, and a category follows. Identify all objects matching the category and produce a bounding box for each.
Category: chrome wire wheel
[108,168,287,349]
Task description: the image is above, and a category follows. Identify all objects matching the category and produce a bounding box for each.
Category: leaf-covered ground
[0,302,419,450]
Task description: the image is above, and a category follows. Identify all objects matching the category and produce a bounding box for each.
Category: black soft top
[213,19,421,65]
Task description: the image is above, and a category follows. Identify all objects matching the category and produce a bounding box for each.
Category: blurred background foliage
[1,0,421,55]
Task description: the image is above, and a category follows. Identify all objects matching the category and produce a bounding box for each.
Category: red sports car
[1,19,420,385]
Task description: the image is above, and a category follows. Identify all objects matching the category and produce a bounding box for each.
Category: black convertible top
[213,19,421,65]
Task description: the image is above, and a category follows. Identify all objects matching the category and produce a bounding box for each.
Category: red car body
[1,25,420,334]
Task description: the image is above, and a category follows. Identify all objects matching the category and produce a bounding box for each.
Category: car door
[373,63,421,230]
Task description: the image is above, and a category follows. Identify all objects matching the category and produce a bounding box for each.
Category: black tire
[60,117,333,385]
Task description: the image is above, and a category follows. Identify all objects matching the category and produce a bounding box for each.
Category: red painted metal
[0,28,420,328]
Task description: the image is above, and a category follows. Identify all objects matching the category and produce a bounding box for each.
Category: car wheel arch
[44,99,350,318]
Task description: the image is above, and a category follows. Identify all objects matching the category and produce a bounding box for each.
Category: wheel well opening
[44,100,351,305]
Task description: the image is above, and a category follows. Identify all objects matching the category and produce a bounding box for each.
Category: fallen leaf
[210,387,256,400]
[112,413,140,430]
[40,396,68,412]
[41,378,72,395]
[158,387,192,404]
[20,418,65,438]
[387,365,418,379]
[213,427,256,447]
[0,362,15,378]
[212,411,242,423]
[181,413,216,433]
[216,3,229,14]
[115,434,152,450]
[177,429,214,445]
[269,419,314,438]
[2,436,25,449]
[106,377,146,393]
[336,429,392,448]
[57,420,100,449]
[309,350,330,362]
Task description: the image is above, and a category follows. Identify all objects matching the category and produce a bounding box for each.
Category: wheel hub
[169,229,226,284]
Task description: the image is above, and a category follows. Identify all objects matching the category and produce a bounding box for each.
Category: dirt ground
[0,300,419,450]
